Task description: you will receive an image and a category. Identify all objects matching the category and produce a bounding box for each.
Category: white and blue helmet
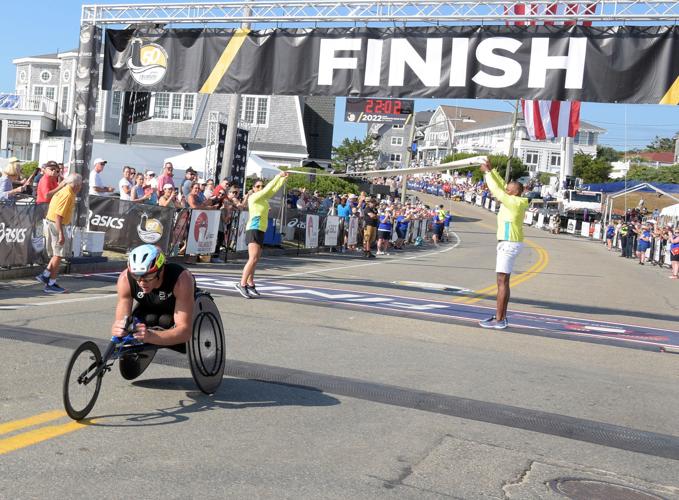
[127,244,166,278]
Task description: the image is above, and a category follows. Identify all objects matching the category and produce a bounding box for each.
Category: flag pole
[505,99,520,183]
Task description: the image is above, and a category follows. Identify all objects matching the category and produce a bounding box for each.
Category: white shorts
[496,241,524,274]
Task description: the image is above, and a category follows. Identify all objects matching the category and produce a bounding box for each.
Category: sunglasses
[132,271,160,283]
[254,184,264,189]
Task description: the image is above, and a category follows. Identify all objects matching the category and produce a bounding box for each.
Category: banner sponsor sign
[88,196,174,251]
[490,200,497,212]
[0,204,36,267]
[464,193,473,203]
[524,211,535,225]
[580,221,591,237]
[592,223,602,240]
[186,209,220,255]
[475,196,483,206]
[536,213,545,229]
[235,211,249,251]
[653,238,662,262]
[566,218,577,234]
[347,217,359,246]
[324,215,340,246]
[305,214,320,248]
[168,208,190,256]
[231,128,248,189]
[103,26,679,104]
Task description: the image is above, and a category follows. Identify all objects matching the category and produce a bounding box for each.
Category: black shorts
[246,229,265,246]
[396,228,407,239]
[671,251,679,262]
[377,230,392,241]
[434,224,444,238]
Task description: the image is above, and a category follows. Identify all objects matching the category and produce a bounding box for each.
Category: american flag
[511,2,595,140]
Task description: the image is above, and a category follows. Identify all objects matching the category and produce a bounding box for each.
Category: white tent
[246,154,280,179]
[661,203,679,217]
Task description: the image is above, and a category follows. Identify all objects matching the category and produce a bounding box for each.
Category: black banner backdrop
[232,128,248,189]
[214,123,227,183]
[74,25,103,226]
[88,196,174,252]
[103,26,679,104]
[0,204,47,268]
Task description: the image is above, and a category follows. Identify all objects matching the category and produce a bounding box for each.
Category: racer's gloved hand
[132,323,149,343]
[111,318,129,338]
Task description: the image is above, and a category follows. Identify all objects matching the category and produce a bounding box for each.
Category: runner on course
[478,160,529,330]
[235,171,289,298]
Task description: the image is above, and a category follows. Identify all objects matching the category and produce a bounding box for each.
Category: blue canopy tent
[583,181,679,193]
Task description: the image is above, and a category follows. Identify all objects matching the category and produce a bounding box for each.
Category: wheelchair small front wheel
[63,341,104,420]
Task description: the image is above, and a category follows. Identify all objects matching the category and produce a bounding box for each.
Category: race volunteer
[432,205,446,246]
[478,159,529,330]
[235,171,289,298]
[109,245,196,379]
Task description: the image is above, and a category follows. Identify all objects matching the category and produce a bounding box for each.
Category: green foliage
[538,172,556,185]
[573,153,613,183]
[596,145,620,162]
[20,161,38,178]
[441,153,527,183]
[331,137,379,172]
[270,166,359,196]
[626,163,679,183]
[646,135,678,152]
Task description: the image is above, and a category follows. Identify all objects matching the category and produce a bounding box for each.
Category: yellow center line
[453,221,549,304]
[0,419,94,456]
[0,410,66,437]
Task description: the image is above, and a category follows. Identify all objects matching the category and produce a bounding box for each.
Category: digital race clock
[344,98,414,124]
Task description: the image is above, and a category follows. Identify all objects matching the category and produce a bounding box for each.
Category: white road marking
[278,231,461,278]
[0,294,113,309]
[583,326,627,334]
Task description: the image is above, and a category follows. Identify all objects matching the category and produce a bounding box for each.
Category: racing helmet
[127,244,166,278]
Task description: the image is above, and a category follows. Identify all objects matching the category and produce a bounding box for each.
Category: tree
[276,166,359,195]
[331,137,378,172]
[646,135,678,152]
[573,153,612,183]
[627,163,679,183]
[440,153,527,183]
[596,145,621,163]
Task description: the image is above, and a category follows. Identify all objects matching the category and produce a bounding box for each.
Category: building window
[61,86,69,115]
[19,70,27,83]
[392,124,404,129]
[240,95,269,127]
[390,153,402,162]
[524,151,539,165]
[183,94,195,121]
[391,137,404,146]
[40,70,52,83]
[111,90,122,118]
[153,92,170,119]
[549,154,560,167]
[171,94,182,120]
[62,70,71,83]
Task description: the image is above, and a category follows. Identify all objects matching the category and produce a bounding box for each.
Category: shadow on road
[87,377,340,427]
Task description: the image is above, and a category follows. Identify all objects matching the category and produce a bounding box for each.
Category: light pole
[399,116,475,203]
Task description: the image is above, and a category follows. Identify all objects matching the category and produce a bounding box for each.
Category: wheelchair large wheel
[188,292,225,394]
[63,341,104,420]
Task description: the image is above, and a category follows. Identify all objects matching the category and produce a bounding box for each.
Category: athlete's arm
[111,271,134,337]
[136,271,195,346]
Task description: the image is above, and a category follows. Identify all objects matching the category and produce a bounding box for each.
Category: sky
[2,0,678,153]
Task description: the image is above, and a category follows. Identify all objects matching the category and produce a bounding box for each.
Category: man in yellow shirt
[36,173,83,293]
[478,160,529,330]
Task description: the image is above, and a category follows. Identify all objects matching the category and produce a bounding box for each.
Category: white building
[418,105,606,176]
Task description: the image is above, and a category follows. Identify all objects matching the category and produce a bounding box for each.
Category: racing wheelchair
[62,291,225,420]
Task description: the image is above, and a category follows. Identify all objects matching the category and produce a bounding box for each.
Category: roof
[437,104,604,134]
[633,151,676,163]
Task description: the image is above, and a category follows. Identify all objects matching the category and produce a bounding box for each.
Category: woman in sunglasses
[235,171,289,298]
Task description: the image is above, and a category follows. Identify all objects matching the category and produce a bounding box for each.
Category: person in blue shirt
[431,205,446,246]
[376,206,394,255]
[443,211,452,242]
[394,209,411,250]
[636,224,652,265]
[605,223,616,251]
[336,195,353,252]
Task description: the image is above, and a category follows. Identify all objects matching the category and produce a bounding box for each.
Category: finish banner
[87,196,174,251]
[103,26,679,104]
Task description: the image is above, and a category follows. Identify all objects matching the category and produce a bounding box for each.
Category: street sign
[345,98,413,124]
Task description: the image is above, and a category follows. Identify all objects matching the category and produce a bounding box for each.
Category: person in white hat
[89,158,114,196]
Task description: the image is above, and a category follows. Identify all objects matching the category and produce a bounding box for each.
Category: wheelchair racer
[111,244,195,346]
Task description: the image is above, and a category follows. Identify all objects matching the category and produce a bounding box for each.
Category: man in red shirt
[36,161,65,204]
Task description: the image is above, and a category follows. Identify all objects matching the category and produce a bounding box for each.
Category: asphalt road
[2,198,679,499]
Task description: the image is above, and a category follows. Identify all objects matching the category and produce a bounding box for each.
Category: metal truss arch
[82,1,679,26]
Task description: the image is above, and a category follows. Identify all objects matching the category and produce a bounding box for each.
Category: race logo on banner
[236,211,249,251]
[347,217,359,246]
[536,213,545,229]
[580,221,591,237]
[324,216,340,246]
[305,214,319,248]
[592,223,602,240]
[0,204,33,267]
[186,210,220,255]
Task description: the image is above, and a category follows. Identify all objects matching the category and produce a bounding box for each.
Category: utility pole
[505,99,520,183]
[222,1,251,181]
[400,113,418,204]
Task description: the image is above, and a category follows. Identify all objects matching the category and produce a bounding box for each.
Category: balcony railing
[0,93,57,117]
